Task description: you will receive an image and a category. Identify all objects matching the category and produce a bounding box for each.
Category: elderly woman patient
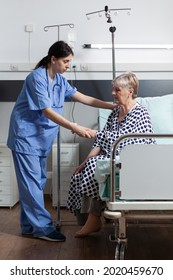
[67,72,155,238]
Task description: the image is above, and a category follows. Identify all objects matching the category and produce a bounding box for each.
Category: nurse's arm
[72,91,116,110]
[42,107,92,138]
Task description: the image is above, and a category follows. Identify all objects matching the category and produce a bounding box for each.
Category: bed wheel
[115,239,127,260]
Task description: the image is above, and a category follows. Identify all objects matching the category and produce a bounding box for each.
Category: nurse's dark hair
[34,41,74,69]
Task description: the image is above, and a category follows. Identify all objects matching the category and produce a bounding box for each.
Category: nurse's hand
[85,128,97,138]
[71,123,92,138]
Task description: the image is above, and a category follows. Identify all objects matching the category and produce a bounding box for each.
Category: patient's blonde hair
[112,72,139,98]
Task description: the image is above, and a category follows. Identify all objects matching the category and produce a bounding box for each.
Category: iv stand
[44,23,74,40]
[44,23,74,228]
[109,26,116,80]
[86,6,131,80]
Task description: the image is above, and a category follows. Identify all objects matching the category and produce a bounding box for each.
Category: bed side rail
[110,133,173,202]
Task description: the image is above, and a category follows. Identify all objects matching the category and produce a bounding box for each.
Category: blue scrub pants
[12,151,56,237]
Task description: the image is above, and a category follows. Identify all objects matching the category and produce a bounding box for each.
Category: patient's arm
[74,147,101,173]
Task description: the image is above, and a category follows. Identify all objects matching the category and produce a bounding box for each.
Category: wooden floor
[1,195,173,260]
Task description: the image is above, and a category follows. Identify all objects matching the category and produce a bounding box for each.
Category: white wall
[1,0,173,160]
[0,0,173,68]
[1,0,172,195]
[1,0,173,154]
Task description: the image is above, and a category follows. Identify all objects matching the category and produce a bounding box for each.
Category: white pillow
[137,94,173,144]
[98,94,173,144]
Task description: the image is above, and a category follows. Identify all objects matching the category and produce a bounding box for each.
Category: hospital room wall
[0,0,173,152]
[0,0,172,65]
[0,0,172,73]
[0,0,173,193]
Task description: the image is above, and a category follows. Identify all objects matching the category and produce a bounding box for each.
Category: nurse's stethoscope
[46,69,63,108]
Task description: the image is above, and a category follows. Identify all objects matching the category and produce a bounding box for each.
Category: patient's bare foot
[75,213,102,238]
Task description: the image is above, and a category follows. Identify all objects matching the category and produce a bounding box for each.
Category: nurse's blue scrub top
[7,67,77,156]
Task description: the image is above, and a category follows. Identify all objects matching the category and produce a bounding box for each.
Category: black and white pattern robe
[67,104,155,212]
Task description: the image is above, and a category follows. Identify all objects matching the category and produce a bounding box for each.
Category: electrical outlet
[80,63,88,71]
[10,64,18,71]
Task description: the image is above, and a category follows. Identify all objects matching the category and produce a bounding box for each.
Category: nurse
[7,40,115,242]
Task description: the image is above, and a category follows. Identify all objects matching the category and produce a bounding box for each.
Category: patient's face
[112,86,131,105]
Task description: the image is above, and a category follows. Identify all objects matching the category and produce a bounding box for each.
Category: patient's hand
[74,162,86,173]
[85,128,97,138]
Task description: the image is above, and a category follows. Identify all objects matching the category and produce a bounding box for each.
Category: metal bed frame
[104,133,173,259]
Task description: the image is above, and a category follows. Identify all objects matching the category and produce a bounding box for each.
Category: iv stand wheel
[56,222,61,230]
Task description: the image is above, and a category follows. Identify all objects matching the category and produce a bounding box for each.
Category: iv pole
[44,23,74,40]
[44,23,74,228]
[110,26,116,80]
[105,6,116,80]
[86,6,131,80]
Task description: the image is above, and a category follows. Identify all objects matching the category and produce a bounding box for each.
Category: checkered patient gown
[67,104,155,212]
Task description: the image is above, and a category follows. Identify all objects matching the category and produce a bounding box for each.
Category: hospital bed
[96,93,173,259]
